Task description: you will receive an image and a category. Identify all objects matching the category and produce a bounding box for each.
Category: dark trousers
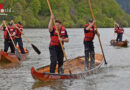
[15,37,25,54]
[49,45,64,73]
[4,39,15,53]
[116,33,123,42]
[84,41,95,69]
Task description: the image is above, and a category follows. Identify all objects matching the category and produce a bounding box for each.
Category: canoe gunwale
[43,59,104,76]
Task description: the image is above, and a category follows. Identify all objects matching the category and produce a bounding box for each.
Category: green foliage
[15,16,25,26]
[0,0,130,28]
[13,2,23,16]
[29,0,41,16]
[30,17,40,27]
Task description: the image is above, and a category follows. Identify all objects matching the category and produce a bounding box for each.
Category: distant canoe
[110,39,128,47]
[0,47,29,68]
[31,54,103,82]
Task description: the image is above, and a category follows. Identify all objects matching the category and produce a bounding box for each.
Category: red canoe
[110,39,128,47]
[31,54,103,81]
[0,47,29,68]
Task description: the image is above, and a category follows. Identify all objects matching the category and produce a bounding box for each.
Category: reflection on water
[32,80,68,90]
[0,28,130,90]
[32,78,98,90]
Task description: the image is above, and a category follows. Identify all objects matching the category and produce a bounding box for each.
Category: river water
[0,28,130,90]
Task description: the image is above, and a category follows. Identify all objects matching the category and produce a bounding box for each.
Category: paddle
[113,21,118,40]
[4,22,22,60]
[12,22,41,55]
[88,0,107,64]
[46,0,72,74]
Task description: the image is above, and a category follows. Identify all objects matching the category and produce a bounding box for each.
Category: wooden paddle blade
[32,44,41,54]
[104,60,107,64]
[15,48,22,60]
[69,70,73,78]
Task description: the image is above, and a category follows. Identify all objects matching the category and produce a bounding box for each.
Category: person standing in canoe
[0,20,16,54]
[10,20,25,54]
[114,24,124,42]
[84,19,99,70]
[48,14,69,74]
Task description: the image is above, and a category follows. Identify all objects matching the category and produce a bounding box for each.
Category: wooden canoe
[0,47,29,68]
[31,54,103,81]
[110,39,128,47]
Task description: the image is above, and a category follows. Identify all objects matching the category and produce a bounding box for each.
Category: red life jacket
[4,26,15,39]
[118,28,124,34]
[84,24,96,41]
[50,26,66,46]
[115,27,124,34]
[15,24,23,38]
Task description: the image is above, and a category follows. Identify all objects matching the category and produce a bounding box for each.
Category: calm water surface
[0,28,130,90]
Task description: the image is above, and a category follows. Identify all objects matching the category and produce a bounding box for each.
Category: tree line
[0,0,130,28]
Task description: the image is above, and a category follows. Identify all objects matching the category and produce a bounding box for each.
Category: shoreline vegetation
[23,27,130,29]
[0,0,130,28]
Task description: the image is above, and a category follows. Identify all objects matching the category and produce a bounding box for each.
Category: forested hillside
[116,0,130,14]
[0,0,130,28]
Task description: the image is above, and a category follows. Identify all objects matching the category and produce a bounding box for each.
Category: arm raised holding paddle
[88,0,107,64]
[48,14,69,74]
[48,14,54,32]
[48,14,69,43]
[0,20,6,31]
[85,20,100,37]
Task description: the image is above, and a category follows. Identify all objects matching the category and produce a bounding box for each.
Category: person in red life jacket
[48,14,69,74]
[0,21,16,53]
[114,24,124,42]
[84,19,99,70]
[11,20,25,54]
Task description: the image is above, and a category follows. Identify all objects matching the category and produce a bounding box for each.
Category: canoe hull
[31,54,103,81]
[31,65,101,81]
[0,49,28,68]
[110,39,128,47]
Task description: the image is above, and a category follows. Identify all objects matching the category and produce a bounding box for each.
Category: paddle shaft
[88,0,107,64]
[12,24,32,44]
[13,23,41,54]
[18,30,32,44]
[47,0,68,62]
[113,22,117,40]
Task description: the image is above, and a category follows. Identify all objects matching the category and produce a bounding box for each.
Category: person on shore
[0,20,16,53]
[48,14,69,74]
[114,24,124,42]
[83,19,99,70]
